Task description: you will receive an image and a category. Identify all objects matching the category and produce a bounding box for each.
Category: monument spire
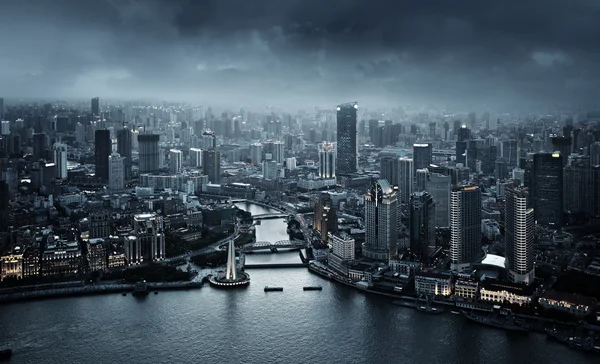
[225,237,237,281]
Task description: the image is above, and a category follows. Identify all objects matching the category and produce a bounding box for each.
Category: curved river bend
[0,202,596,364]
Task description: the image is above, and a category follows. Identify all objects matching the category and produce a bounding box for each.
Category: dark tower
[116,128,132,181]
[91,97,100,116]
[336,102,358,175]
[94,129,111,180]
[533,152,563,227]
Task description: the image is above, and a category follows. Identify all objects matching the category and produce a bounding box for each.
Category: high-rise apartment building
[318,141,336,179]
[190,148,203,167]
[53,143,68,180]
[336,102,358,175]
[94,129,111,180]
[129,213,165,263]
[450,185,482,273]
[250,143,263,165]
[33,133,47,160]
[169,149,183,174]
[409,191,436,264]
[363,179,398,261]
[398,158,414,203]
[505,187,535,285]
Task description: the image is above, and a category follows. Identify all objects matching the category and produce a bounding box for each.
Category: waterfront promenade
[0,281,203,304]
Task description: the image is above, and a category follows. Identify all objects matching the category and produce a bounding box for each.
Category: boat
[0,348,12,361]
[392,300,417,309]
[451,310,460,315]
[264,286,283,292]
[461,310,528,332]
[416,305,445,314]
[132,281,150,297]
[154,291,158,295]
[303,286,322,291]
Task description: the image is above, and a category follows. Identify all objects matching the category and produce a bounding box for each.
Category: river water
[0,202,596,364]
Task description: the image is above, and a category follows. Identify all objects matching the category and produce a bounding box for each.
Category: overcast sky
[1,0,599,110]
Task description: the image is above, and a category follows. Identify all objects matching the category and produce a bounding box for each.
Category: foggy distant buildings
[203,149,221,184]
[190,148,203,167]
[336,102,358,175]
[169,149,183,174]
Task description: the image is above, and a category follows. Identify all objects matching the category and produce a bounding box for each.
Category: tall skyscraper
[0,120,9,135]
[0,97,4,120]
[52,142,68,180]
[33,133,47,160]
[108,152,125,190]
[505,187,535,285]
[203,149,221,183]
[314,193,337,241]
[413,143,432,172]
[318,141,336,179]
[336,102,358,175]
[138,134,160,174]
[409,191,436,264]
[0,181,8,232]
[363,179,398,261]
[169,149,183,174]
[91,97,100,116]
[533,152,563,226]
[116,127,132,181]
[426,173,451,228]
[450,185,482,273]
[94,129,111,180]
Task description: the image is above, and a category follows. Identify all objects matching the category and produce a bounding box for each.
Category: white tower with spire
[224,237,237,281]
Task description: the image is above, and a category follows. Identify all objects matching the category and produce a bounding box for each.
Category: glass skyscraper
[336,102,358,175]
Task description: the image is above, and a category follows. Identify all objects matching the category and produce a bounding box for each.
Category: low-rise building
[539,290,597,317]
[108,251,126,269]
[415,271,452,297]
[41,240,82,276]
[455,276,479,300]
[0,253,23,281]
[87,238,107,272]
[22,247,41,278]
[479,279,534,306]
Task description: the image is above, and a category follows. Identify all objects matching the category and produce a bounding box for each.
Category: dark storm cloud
[0,0,599,108]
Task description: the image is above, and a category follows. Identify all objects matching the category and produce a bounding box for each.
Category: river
[0,202,596,364]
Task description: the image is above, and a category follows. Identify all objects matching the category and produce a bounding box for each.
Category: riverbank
[0,281,203,304]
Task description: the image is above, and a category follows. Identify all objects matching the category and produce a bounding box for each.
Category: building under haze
[450,185,482,273]
[363,179,397,261]
[138,134,160,174]
[190,148,202,168]
[426,173,451,228]
[504,187,535,285]
[94,129,111,180]
[336,102,358,175]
